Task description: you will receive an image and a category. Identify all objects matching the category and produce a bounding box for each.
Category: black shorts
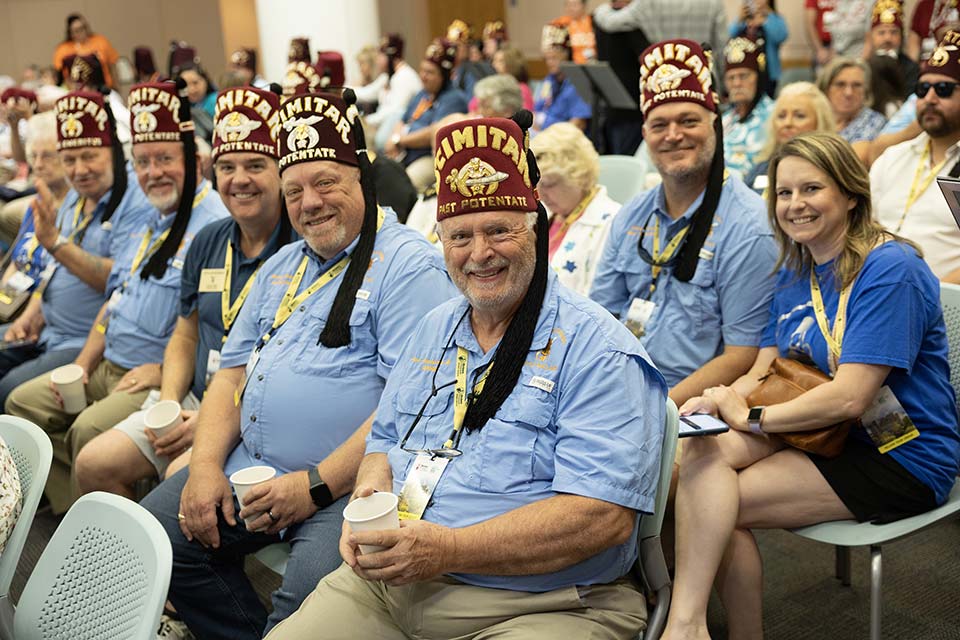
[808,437,938,524]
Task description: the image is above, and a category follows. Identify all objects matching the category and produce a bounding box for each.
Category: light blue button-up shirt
[40,164,153,351]
[221,211,457,477]
[590,176,777,388]
[104,180,229,369]
[367,271,667,592]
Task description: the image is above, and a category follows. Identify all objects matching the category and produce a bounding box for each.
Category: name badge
[861,386,921,454]
[199,268,226,293]
[7,271,35,293]
[206,349,221,386]
[527,376,555,393]
[398,453,449,521]
[625,298,657,339]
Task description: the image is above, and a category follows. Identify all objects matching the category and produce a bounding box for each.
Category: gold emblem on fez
[647,64,692,94]
[216,111,262,142]
[57,111,84,138]
[132,103,162,133]
[930,44,958,67]
[445,157,509,198]
[282,115,322,151]
[724,38,756,65]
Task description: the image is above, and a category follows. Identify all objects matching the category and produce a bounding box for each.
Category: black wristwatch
[308,466,334,509]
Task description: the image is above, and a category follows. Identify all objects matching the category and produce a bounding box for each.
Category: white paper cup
[229,465,277,529]
[143,400,183,440]
[50,364,86,414]
[343,492,400,554]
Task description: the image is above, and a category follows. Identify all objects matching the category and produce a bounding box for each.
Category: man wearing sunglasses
[590,39,777,407]
[267,113,668,640]
[872,28,960,282]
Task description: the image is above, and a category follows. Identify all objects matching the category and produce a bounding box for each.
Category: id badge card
[205,349,221,386]
[397,453,449,521]
[7,270,35,293]
[107,289,123,312]
[861,386,920,453]
[625,297,656,338]
[199,268,226,293]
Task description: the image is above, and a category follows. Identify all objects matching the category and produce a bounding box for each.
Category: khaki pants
[5,359,152,513]
[266,563,647,640]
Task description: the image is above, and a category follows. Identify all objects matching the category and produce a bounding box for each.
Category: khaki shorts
[113,390,201,477]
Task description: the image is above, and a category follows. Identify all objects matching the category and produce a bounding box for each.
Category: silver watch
[50,233,70,255]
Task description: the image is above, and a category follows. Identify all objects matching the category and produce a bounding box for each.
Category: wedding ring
[268,510,279,522]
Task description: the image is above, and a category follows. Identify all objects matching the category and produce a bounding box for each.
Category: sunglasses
[916,81,960,99]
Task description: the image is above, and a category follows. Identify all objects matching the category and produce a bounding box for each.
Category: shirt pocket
[130,276,180,338]
[388,383,453,483]
[340,299,378,375]
[476,389,556,494]
[289,298,374,377]
[681,257,719,339]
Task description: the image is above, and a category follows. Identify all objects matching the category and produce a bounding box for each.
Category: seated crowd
[0,1,958,639]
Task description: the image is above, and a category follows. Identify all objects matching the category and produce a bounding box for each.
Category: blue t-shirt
[534,74,592,130]
[402,86,469,166]
[760,242,960,504]
[179,217,296,399]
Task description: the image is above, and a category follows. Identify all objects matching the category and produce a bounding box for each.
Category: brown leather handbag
[745,357,855,458]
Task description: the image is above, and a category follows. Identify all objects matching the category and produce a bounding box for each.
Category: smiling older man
[5,80,228,513]
[139,90,456,640]
[266,113,667,640]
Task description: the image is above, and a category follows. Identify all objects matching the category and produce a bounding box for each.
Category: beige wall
[0,0,227,86]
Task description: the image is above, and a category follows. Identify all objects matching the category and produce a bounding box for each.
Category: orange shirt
[53,34,120,88]
[553,15,596,64]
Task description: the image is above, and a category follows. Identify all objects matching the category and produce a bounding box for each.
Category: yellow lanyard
[261,209,384,347]
[447,345,495,449]
[650,217,690,283]
[897,143,948,232]
[809,269,852,375]
[555,186,599,234]
[128,182,213,277]
[220,242,261,341]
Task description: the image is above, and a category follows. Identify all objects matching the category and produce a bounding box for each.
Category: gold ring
[177,513,186,521]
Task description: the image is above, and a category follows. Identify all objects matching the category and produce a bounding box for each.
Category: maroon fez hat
[55,90,112,150]
[434,117,537,221]
[230,47,258,72]
[128,82,191,144]
[425,39,458,73]
[277,92,360,173]
[134,47,157,76]
[923,29,960,79]
[316,51,345,88]
[288,37,311,64]
[723,36,766,75]
[380,34,404,59]
[212,87,280,160]
[639,39,718,116]
[281,61,323,97]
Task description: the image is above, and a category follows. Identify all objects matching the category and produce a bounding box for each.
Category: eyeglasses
[916,81,960,99]
[133,154,179,170]
[397,308,477,459]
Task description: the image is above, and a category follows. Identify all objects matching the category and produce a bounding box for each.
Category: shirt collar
[301,229,361,272]
[653,183,707,225]
[229,218,287,266]
[452,269,561,358]
[907,131,960,160]
[148,179,210,232]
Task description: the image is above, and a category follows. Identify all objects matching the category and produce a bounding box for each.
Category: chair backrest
[639,398,680,541]
[13,492,171,640]
[939,282,960,403]
[598,154,650,205]
[0,416,52,598]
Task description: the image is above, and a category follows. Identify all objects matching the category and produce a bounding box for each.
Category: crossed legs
[663,431,854,640]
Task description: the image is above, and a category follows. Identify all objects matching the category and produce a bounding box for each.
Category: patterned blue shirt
[840,108,887,144]
[722,94,774,179]
[534,74,592,130]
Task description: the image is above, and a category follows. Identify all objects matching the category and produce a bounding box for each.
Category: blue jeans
[140,467,349,640]
[0,338,80,407]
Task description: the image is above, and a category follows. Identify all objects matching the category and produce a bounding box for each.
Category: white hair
[24,111,57,156]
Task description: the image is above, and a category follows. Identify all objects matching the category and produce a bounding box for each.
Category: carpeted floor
[9,509,960,639]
